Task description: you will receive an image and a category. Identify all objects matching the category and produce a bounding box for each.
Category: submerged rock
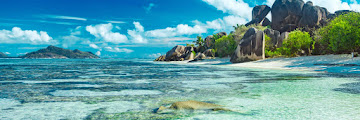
[155,100,230,113]
[231,28,265,63]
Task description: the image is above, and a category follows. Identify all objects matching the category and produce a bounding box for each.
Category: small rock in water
[155,100,231,113]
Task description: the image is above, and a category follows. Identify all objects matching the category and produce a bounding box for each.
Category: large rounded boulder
[204,35,214,49]
[246,5,271,26]
[230,28,265,63]
[298,1,329,28]
[165,45,186,61]
[271,0,305,32]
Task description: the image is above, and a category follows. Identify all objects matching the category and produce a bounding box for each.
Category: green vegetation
[214,35,237,57]
[316,12,360,54]
[193,36,205,47]
[186,43,195,47]
[265,30,314,58]
[279,30,314,57]
[265,34,281,58]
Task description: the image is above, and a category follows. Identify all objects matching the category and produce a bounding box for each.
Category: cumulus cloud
[148,53,161,58]
[89,43,100,49]
[86,23,128,44]
[4,52,10,55]
[145,24,207,38]
[104,47,134,53]
[143,0,253,39]
[0,27,55,44]
[127,22,147,43]
[95,51,101,56]
[202,0,252,20]
[145,15,248,38]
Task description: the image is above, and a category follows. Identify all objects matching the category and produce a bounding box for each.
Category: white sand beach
[227,54,360,74]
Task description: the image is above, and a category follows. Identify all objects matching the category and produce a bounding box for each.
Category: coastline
[161,54,360,74]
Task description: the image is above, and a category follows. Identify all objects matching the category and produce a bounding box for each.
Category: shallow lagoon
[0,59,359,119]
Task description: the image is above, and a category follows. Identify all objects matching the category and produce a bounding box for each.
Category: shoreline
[161,54,360,74]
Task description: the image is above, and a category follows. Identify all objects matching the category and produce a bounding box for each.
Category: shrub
[279,30,314,57]
[214,35,237,57]
[316,12,360,53]
[265,34,282,58]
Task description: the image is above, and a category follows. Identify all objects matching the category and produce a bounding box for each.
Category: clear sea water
[0,59,359,120]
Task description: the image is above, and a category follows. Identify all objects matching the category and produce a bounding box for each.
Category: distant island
[21,45,99,59]
[0,46,99,59]
[0,52,8,58]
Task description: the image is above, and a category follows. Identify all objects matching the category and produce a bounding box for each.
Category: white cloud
[89,44,100,49]
[202,0,252,20]
[134,22,144,32]
[223,15,248,27]
[43,15,87,21]
[148,53,161,58]
[104,47,134,53]
[107,21,126,24]
[86,23,128,44]
[0,27,55,44]
[4,52,10,55]
[145,15,247,38]
[127,22,147,43]
[145,24,207,38]
[95,51,101,56]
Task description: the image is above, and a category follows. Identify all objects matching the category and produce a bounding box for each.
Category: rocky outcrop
[231,28,265,63]
[157,45,196,61]
[246,5,271,26]
[271,0,305,32]
[298,1,329,28]
[264,28,281,47]
[270,0,340,32]
[0,52,8,58]
[205,35,214,49]
[216,32,227,37]
[262,18,271,26]
[194,53,206,60]
[205,32,227,49]
[155,55,166,61]
[278,32,290,48]
[165,45,186,61]
[22,46,99,59]
[203,49,215,57]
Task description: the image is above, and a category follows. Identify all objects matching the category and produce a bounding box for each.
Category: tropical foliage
[214,35,237,57]
[315,12,360,54]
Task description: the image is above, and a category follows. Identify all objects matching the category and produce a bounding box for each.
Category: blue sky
[0,0,359,58]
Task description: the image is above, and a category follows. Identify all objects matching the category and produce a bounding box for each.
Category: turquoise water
[0,59,359,119]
